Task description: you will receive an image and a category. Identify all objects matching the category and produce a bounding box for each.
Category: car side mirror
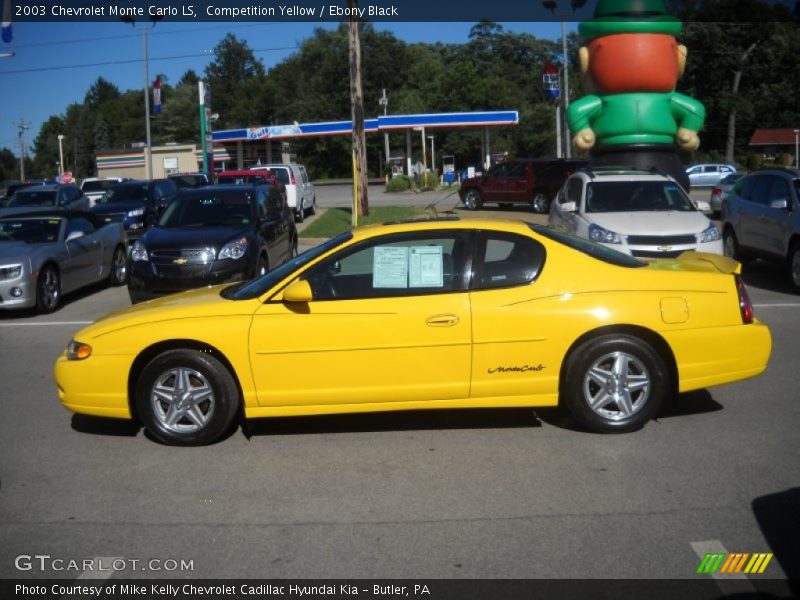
[560,201,577,213]
[282,280,313,304]
[66,230,84,242]
[770,198,789,210]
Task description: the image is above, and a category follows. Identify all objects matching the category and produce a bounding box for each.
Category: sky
[0,21,572,163]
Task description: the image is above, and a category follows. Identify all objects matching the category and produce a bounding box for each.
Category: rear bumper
[665,320,772,393]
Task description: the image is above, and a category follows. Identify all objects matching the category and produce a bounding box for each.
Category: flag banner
[1,0,12,44]
[543,63,560,98]
[153,77,162,114]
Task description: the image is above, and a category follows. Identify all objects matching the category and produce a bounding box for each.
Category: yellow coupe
[54,218,771,445]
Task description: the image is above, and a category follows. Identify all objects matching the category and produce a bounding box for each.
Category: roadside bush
[420,171,439,191]
[746,153,763,171]
[386,175,412,192]
[776,153,792,167]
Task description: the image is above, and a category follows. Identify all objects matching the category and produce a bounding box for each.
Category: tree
[178,69,200,87]
[204,34,266,128]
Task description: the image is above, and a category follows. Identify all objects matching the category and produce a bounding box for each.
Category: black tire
[463,188,483,211]
[723,228,744,263]
[531,190,551,214]
[295,199,305,223]
[36,264,61,314]
[107,245,128,286]
[787,241,800,294]
[136,349,240,446]
[291,237,298,258]
[563,334,667,433]
[309,196,316,215]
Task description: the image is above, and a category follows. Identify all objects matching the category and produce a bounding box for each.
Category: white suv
[80,177,129,208]
[548,170,722,258]
[252,164,315,223]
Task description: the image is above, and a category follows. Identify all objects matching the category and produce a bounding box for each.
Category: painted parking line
[752,303,800,308]
[691,540,756,596]
[0,321,92,327]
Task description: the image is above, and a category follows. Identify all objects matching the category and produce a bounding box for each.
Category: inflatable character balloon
[566,0,705,191]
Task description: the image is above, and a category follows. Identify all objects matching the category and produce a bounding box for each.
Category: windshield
[586,181,696,213]
[529,225,645,268]
[0,218,61,243]
[223,232,353,300]
[82,180,118,193]
[8,190,57,207]
[159,190,254,227]
[101,184,149,203]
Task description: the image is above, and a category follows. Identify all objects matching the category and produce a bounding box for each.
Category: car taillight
[735,275,753,324]
[290,172,296,185]
[711,187,721,197]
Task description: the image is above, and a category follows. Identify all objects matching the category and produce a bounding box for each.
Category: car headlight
[588,224,623,244]
[0,264,22,280]
[127,208,145,217]
[130,240,149,262]
[66,340,92,360]
[218,237,248,260]
[698,223,721,243]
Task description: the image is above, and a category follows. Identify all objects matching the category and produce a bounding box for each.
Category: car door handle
[426,314,459,327]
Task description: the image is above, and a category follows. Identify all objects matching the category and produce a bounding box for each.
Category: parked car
[55,217,770,445]
[548,170,722,258]
[127,183,297,303]
[90,179,178,240]
[1,184,88,216]
[2,181,56,206]
[721,168,800,291]
[708,172,746,216]
[0,211,128,313]
[460,158,589,213]
[251,163,316,223]
[80,177,130,207]
[168,172,210,189]
[685,163,737,187]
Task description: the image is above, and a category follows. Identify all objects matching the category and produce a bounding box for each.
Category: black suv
[721,168,800,291]
[90,179,178,239]
[127,184,297,303]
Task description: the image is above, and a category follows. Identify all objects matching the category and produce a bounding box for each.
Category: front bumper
[599,239,724,259]
[128,259,251,302]
[0,267,36,310]
[54,351,133,419]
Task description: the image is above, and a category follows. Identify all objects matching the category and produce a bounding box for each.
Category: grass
[300,206,422,238]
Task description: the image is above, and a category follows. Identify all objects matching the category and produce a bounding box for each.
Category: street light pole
[57,134,65,177]
[427,135,435,173]
[794,129,799,168]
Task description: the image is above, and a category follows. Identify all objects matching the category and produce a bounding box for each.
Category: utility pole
[726,43,757,164]
[348,0,368,219]
[15,119,29,181]
[380,88,389,180]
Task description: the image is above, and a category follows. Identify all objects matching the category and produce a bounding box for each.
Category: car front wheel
[531,190,550,213]
[563,334,667,433]
[788,242,800,294]
[463,189,482,211]
[107,245,128,286]
[36,265,61,313]
[136,349,240,446]
[723,228,742,262]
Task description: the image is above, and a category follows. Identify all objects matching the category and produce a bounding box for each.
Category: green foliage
[386,175,412,192]
[420,171,439,190]
[776,153,792,167]
[300,206,420,238]
[746,153,763,170]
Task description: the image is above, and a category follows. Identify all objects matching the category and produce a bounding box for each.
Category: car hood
[73,285,260,341]
[586,211,711,235]
[142,226,251,251]
[91,201,148,214]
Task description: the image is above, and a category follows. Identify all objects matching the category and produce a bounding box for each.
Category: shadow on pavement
[243,408,541,438]
[658,389,724,419]
[752,487,800,592]
[740,260,796,295]
[71,414,140,437]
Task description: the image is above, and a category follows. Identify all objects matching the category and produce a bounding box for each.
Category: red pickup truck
[459,158,588,213]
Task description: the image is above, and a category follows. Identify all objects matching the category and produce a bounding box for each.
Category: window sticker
[409,246,444,288]
[373,246,409,288]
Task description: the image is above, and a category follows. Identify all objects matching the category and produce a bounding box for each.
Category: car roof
[576,169,675,182]
[180,184,263,192]
[217,170,272,176]
[15,184,70,192]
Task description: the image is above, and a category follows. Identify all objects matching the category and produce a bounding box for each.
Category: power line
[0,45,300,75]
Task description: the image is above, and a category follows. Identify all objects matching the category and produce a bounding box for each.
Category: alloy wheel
[150,367,215,434]
[582,351,651,421]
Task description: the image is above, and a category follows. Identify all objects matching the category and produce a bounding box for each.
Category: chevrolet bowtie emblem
[658,246,673,252]
[173,258,188,265]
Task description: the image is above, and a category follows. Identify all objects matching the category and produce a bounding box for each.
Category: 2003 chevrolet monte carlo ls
[54,218,771,445]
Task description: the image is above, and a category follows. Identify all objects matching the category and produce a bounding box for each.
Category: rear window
[269,168,290,185]
[529,225,645,268]
[8,190,57,207]
[81,180,118,193]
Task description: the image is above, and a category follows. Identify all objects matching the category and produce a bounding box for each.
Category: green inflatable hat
[579,0,682,39]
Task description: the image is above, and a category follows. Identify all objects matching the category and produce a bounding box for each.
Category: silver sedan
[0,211,128,313]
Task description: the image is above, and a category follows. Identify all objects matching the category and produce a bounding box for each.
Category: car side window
[703,166,717,173]
[256,191,268,219]
[472,232,545,290]
[506,163,525,177]
[768,177,790,204]
[735,175,755,200]
[750,175,773,206]
[566,178,583,205]
[302,231,469,301]
[66,217,94,237]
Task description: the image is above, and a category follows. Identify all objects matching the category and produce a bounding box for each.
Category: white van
[252,164,315,223]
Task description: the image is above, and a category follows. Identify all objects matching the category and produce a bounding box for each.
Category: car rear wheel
[563,334,667,433]
[295,199,305,223]
[36,265,61,314]
[257,254,269,277]
[309,196,316,215]
[788,242,800,294]
[107,245,128,286]
[531,190,550,213]
[463,189,482,211]
[723,228,742,262]
[136,349,240,446]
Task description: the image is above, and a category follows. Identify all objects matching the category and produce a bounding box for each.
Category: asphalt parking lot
[0,185,798,592]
